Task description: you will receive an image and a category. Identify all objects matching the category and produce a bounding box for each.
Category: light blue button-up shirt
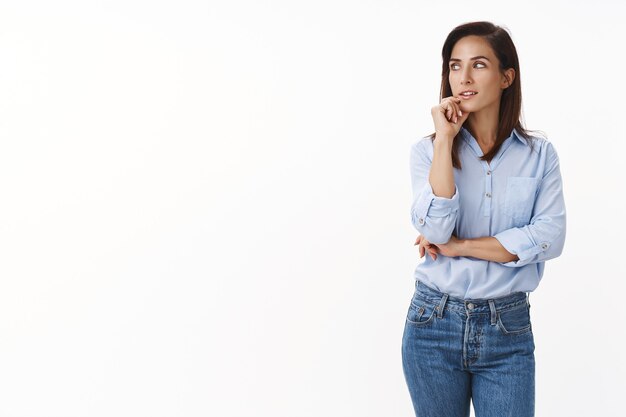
[409,125,566,299]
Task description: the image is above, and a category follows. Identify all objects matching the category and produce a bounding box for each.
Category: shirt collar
[460,126,527,146]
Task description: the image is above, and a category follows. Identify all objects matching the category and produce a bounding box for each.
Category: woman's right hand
[431,96,470,139]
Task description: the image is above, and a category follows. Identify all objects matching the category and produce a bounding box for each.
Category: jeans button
[467,302,474,309]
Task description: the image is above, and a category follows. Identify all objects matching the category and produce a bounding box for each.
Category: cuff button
[418,218,424,225]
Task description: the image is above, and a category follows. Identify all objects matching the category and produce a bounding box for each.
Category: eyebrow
[449,56,491,62]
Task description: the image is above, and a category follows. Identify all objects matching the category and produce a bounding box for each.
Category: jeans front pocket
[406,297,437,327]
[503,176,540,225]
[496,303,532,335]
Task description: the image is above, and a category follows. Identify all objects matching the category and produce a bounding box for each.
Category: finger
[440,103,452,121]
[454,98,463,116]
[447,101,458,123]
[458,101,471,119]
[453,101,463,123]
[445,99,459,123]
[448,100,457,122]
[446,97,459,120]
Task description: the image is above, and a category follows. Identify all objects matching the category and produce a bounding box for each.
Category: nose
[461,67,472,85]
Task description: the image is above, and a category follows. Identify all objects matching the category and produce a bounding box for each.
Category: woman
[401,21,566,417]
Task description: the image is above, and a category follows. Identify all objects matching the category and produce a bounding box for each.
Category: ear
[502,68,515,89]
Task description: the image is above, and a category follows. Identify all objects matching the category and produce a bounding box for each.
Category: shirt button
[418,218,424,225]
[541,243,549,249]
[485,192,491,198]
[467,303,474,309]
[487,171,491,175]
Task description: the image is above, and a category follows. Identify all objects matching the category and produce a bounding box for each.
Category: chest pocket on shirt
[503,176,540,225]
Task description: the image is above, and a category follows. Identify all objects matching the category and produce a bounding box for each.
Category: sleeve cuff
[414,183,459,224]
[493,227,552,267]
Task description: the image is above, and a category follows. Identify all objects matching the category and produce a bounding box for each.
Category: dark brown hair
[427,21,544,169]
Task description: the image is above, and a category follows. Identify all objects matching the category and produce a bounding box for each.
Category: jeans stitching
[496,306,532,335]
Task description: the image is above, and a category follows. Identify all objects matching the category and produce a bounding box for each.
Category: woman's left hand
[414,234,465,260]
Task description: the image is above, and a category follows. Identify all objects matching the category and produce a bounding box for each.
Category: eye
[450,62,487,70]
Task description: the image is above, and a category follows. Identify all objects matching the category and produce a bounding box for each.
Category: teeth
[462,92,477,95]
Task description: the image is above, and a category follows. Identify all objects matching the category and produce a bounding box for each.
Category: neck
[464,102,500,148]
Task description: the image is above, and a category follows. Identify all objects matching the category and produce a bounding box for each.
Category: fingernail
[458,110,462,116]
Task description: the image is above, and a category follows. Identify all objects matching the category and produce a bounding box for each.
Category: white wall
[0,1,623,416]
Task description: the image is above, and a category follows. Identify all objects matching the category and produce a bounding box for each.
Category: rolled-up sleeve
[494,142,566,267]
[409,139,460,244]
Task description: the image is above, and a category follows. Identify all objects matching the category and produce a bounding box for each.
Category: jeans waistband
[415,280,529,316]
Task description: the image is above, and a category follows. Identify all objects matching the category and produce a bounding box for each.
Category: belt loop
[527,293,531,308]
[437,293,448,318]
[488,299,497,325]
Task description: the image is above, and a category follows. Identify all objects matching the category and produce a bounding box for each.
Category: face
[448,35,514,113]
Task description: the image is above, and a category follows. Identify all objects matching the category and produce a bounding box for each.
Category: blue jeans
[401,280,535,417]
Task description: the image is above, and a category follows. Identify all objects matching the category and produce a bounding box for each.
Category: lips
[459,91,478,100]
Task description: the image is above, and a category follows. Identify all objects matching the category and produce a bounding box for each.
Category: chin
[460,103,476,113]
[462,102,484,113]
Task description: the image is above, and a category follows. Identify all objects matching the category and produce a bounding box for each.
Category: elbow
[409,187,459,244]
[552,213,567,258]
[545,225,566,261]
[411,217,455,244]
[554,224,567,258]
[410,200,458,244]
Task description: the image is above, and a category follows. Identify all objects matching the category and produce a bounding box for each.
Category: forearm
[460,236,520,263]
[430,136,455,198]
